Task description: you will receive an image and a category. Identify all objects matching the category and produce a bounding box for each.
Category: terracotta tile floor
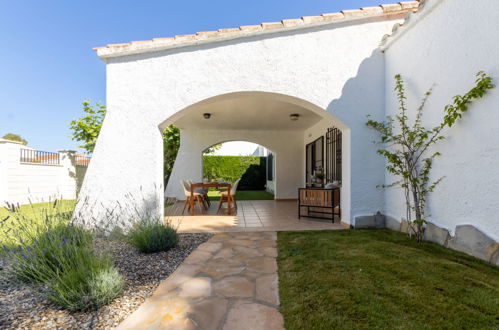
[171,200,344,233]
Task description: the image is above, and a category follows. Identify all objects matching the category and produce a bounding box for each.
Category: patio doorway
[202,141,275,202]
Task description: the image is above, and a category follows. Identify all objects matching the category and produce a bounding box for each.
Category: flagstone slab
[246,257,278,274]
[213,248,234,259]
[200,265,246,279]
[183,250,213,264]
[214,276,255,297]
[233,245,265,257]
[197,242,223,253]
[190,297,228,330]
[258,239,278,247]
[117,298,190,329]
[225,239,258,247]
[152,264,202,297]
[240,269,264,279]
[160,316,197,330]
[178,277,212,298]
[202,257,245,268]
[256,274,280,306]
[223,300,284,330]
[259,246,278,257]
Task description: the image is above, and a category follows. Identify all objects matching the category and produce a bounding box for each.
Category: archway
[161,91,350,222]
[201,140,275,200]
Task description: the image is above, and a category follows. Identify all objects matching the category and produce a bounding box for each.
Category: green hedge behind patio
[203,155,267,190]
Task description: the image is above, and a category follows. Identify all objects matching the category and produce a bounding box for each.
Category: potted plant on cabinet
[314,170,325,187]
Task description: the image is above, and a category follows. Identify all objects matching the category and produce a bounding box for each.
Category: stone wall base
[353,214,499,266]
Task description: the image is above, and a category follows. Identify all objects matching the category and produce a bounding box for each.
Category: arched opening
[160,91,350,229]
[202,140,276,202]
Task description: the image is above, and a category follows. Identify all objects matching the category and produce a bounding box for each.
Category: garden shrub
[47,250,124,311]
[128,218,178,253]
[10,224,92,282]
[1,200,124,311]
[203,155,267,190]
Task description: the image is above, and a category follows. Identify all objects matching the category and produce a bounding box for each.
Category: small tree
[163,125,180,187]
[69,100,107,154]
[2,133,28,145]
[367,72,493,242]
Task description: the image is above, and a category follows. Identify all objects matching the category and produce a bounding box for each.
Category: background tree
[367,72,493,242]
[2,133,28,145]
[204,143,222,155]
[69,100,106,154]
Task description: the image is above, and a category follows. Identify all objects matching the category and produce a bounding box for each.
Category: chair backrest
[180,180,191,196]
[230,179,241,195]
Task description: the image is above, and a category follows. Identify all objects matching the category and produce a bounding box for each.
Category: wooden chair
[217,179,240,214]
[181,180,206,214]
[188,180,210,207]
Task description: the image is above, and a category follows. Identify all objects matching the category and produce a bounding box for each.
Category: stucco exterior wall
[78,16,404,225]
[0,141,77,205]
[384,0,499,240]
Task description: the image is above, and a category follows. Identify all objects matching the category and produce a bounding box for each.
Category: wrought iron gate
[326,127,342,183]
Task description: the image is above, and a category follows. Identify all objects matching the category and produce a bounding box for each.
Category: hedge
[203,155,267,190]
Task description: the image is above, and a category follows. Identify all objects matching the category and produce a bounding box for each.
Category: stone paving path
[117,231,284,330]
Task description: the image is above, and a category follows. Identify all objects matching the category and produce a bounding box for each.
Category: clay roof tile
[94,1,420,58]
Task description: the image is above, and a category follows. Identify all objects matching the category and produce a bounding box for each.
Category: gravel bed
[0,233,212,329]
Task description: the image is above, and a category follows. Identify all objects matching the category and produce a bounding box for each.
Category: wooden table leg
[190,188,195,216]
[227,193,232,215]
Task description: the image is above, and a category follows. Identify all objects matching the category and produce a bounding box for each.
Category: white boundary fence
[0,139,89,206]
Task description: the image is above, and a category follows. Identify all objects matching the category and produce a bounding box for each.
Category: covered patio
[164,92,349,226]
[173,199,344,233]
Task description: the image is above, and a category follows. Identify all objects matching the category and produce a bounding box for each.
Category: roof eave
[95,6,418,60]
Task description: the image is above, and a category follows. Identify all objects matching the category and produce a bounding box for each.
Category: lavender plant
[1,200,123,311]
[127,197,181,253]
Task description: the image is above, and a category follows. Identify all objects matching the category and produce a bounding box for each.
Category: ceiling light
[290,114,300,121]
[203,113,211,119]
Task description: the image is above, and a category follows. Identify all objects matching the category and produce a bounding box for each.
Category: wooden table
[190,182,232,215]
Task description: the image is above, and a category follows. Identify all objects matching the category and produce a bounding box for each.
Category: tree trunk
[411,184,423,242]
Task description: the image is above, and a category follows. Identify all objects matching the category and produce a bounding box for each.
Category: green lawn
[0,200,75,246]
[207,190,274,201]
[277,230,499,330]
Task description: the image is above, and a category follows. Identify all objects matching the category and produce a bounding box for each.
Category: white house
[78,0,499,263]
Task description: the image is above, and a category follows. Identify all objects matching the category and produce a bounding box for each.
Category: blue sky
[0,0,384,152]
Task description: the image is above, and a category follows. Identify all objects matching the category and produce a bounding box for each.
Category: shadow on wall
[331,50,499,265]
[326,49,387,222]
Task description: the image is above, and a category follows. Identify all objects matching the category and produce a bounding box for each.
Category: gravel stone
[0,233,212,329]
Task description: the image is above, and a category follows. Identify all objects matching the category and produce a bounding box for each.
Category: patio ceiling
[173,95,323,131]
